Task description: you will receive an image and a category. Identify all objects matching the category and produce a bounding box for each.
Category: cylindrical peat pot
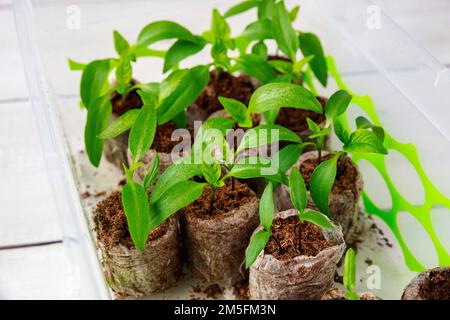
[94,191,182,297]
[249,209,345,300]
[402,267,450,300]
[181,180,259,287]
[321,288,380,300]
[275,151,363,243]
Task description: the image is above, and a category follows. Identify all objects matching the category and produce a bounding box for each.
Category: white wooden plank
[0,243,80,299]
[0,9,28,100]
[0,101,62,246]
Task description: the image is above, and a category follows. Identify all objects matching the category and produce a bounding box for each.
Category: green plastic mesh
[325,57,450,271]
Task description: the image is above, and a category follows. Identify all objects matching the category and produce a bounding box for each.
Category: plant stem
[318,148,322,164]
[213,67,222,101]
[208,187,216,215]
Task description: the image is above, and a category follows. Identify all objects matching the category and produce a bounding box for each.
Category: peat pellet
[181,181,259,287]
[321,288,381,300]
[275,151,363,243]
[94,192,182,297]
[402,267,450,300]
[249,209,345,300]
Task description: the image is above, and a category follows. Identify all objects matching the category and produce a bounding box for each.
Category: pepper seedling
[343,248,360,300]
[245,165,335,268]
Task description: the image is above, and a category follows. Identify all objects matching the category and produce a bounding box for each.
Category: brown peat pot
[402,267,450,300]
[321,288,381,300]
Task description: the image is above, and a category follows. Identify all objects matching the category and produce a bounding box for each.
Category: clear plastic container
[13,0,450,299]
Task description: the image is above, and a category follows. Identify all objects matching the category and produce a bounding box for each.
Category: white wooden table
[1,0,450,299]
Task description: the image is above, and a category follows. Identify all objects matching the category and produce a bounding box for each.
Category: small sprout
[343,248,360,300]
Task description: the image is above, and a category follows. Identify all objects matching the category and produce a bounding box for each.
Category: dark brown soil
[299,153,358,195]
[265,216,333,260]
[203,284,223,299]
[153,121,185,153]
[233,283,250,300]
[195,70,255,116]
[275,96,327,134]
[181,180,254,219]
[420,269,450,300]
[94,191,168,249]
[111,86,143,115]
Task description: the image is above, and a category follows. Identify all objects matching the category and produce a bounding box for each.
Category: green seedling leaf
[344,248,358,299]
[172,110,187,129]
[158,65,210,125]
[212,9,231,41]
[224,0,260,17]
[80,59,113,109]
[68,58,86,71]
[234,54,277,84]
[98,109,140,139]
[333,118,350,144]
[248,82,323,114]
[241,19,273,41]
[201,161,222,186]
[258,0,275,19]
[236,124,301,154]
[355,116,385,143]
[260,183,275,231]
[115,57,132,95]
[129,90,157,162]
[143,152,160,190]
[137,21,198,47]
[133,47,166,58]
[289,167,307,215]
[135,82,160,95]
[276,144,304,175]
[269,59,293,75]
[301,210,334,231]
[245,230,271,268]
[84,95,112,167]
[164,39,206,73]
[218,97,252,128]
[199,117,236,136]
[344,129,388,155]
[293,55,314,75]
[121,180,150,251]
[299,32,328,87]
[309,153,339,217]
[289,5,300,21]
[148,181,206,231]
[325,90,352,126]
[251,41,268,59]
[272,1,298,62]
[227,156,288,185]
[113,30,130,56]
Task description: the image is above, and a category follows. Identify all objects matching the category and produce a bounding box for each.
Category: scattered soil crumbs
[182,180,254,219]
[265,216,334,260]
[195,70,254,116]
[370,223,393,248]
[82,191,91,199]
[420,268,450,300]
[275,96,326,134]
[94,191,169,248]
[299,153,358,195]
[233,283,250,300]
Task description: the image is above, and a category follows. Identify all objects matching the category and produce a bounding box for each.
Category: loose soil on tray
[275,96,327,134]
[111,87,143,116]
[419,269,450,300]
[195,70,255,116]
[300,153,358,195]
[152,121,186,154]
[94,191,169,249]
[181,180,254,219]
[265,215,334,260]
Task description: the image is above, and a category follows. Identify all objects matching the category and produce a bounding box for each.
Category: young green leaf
[248,82,323,114]
[245,230,271,268]
[234,54,277,84]
[251,41,268,60]
[257,0,275,19]
[289,5,300,22]
[272,1,299,62]
[299,32,328,87]
[227,157,288,185]
[301,210,335,231]
[292,55,314,75]
[325,90,352,125]
[163,39,206,73]
[343,248,357,294]
[344,130,388,155]
[289,167,307,215]
[355,116,385,143]
[80,59,113,109]
[158,65,210,125]
[269,59,293,74]
[211,9,231,41]
[113,30,130,56]
[241,19,273,41]
[115,57,132,95]
[201,161,222,186]
[333,118,350,144]
[259,183,275,231]
[121,180,150,251]
[84,95,112,167]
[129,90,157,162]
[143,152,160,190]
[98,109,140,139]
[309,154,339,217]
[218,97,252,128]
[68,58,86,71]
[236,124,301,154]
[148,181,206,231]
[224,0,260,18]
[275,144,304,175]
[137,21,198,47]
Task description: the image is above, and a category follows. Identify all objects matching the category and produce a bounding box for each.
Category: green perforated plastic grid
[323,57,450,272]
